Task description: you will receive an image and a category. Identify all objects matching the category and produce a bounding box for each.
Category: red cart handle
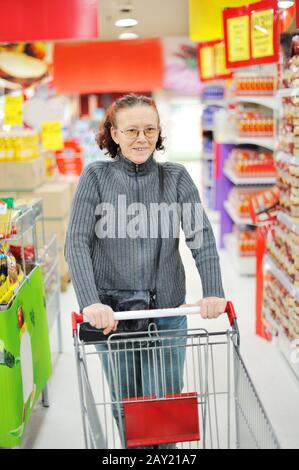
[72,301,238,336]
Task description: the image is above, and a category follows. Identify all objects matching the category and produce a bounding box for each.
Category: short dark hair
[96,94,165,158]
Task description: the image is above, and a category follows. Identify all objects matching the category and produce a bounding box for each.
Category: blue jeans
[95,313,187,449]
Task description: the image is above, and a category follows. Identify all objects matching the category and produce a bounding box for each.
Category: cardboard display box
[57,175,79,202]
[0,157,45,191]
[19,182,71,219]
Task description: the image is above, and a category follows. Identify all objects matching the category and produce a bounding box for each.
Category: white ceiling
[97,0,189,40]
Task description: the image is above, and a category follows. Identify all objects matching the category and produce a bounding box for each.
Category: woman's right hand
[82,303,118,335]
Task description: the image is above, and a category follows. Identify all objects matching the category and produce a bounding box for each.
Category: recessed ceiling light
[278,0,294,8]
[118,32,138,40]
[115,18,138,27]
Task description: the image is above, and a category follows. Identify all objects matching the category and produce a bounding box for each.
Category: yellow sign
[41,121,63,151]
[251,9,274,58]
[214,42,230,76]
[4,95,23,126]
[189,0,259,42]
[200,46,214,80]
[227,15,250,62]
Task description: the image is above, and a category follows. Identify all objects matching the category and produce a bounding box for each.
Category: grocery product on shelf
[202,85,225,102]
[263,273,299,341]
[234,75,275,96]
[225,148,276,178]
[281,35,299,90]
[237,108,274,138]
[233,225,256,257]
[0,130,39,161]
[228,186,270,219]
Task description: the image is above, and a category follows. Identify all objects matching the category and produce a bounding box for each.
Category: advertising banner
[0,266,52,447]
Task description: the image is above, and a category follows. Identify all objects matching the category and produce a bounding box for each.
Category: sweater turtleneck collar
[117,151,156,176]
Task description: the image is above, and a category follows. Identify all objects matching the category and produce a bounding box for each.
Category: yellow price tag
[227,15,250,62]
[200,46,214,80]
[214,42,230,77]
[251,9,274,59]
[41,121,63,151]
[4,95,23,126]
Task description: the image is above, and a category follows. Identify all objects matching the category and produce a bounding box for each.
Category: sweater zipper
[135,164,145,291]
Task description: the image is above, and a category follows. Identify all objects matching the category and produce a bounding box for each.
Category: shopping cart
[71,302,280,449]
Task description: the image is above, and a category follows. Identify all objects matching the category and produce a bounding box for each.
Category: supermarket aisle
[21,161,299,450]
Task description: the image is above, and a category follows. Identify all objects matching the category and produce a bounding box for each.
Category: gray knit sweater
[65,153,225,311]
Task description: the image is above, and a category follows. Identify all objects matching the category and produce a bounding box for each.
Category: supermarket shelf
[224,233,256,276]
[264,255,299,302]
[275,150,299,167]
[234,136,275,150]
[223,200,254,225]
[232,95,278,110]
[223,166,276,186]
[277,88,299,98]
[263,307,299,381]
[263,307,280,336]
[214,134,275,150]
[277,211,299,236]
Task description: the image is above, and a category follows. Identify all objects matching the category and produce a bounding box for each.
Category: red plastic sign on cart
[198,40,232,82]
[223,0,279,68]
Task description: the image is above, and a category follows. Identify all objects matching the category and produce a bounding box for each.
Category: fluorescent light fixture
[115,18,138,27]
[278,0,294,8]
[118,32,138,39]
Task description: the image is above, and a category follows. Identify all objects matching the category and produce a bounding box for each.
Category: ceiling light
[115,18,138,27]
[278,0,294,8]
[118,32,138,40]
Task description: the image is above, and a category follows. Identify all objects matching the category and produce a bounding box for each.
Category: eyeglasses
[119,127,158,140]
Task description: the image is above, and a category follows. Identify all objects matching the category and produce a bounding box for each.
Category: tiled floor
[21,161,299,449]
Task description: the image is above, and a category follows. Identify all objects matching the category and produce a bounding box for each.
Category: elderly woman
[65,94,225,448]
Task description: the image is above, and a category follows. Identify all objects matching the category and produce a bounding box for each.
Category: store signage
[198,40,232,82]
[53,40,163,94]
[223,0,279,68]
[189,0,260,42]
[4,96,23,126]
[297,0,299,29]
[41,121,63,151]
[0,0,98,42]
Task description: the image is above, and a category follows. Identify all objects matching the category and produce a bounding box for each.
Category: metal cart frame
[71,302,280,449]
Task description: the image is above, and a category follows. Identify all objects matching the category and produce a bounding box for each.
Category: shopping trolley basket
[71,302,280,449]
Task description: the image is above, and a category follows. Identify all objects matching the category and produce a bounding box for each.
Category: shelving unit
[223,166,276,186]
[200,84,226,211]
[223,200,254,226]
[0,197,61,447]
[264,255,299,301]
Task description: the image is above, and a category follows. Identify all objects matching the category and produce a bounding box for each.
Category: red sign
[223,0,279,69]
[0,0,98,41]
[53,39,164,94]
[197,40,232,82]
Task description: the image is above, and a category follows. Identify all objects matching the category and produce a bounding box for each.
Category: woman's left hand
[182,297,226,319]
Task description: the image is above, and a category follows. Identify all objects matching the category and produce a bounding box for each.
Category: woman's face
[111,105,159,164]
